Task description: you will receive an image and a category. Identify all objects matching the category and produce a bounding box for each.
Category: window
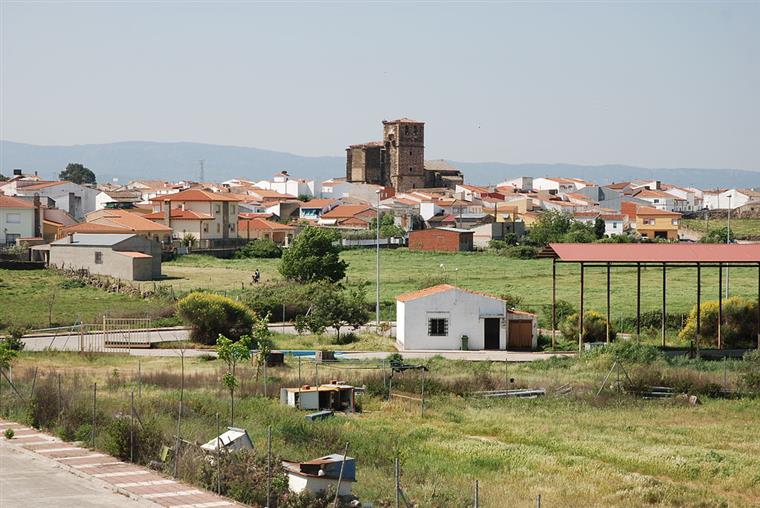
[6,213,20,224]
[230,224,235,232]
[672,219,679,225]
[216,223,221,233]
[404,125,409,134]
[215,205,221,214]
[203,223,209,233]
[94,251,103,264]
[428,318,448,336]
[613,222,618,228]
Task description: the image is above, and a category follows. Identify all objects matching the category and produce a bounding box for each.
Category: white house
[254,171,320,198]
[282,454,355,497]
[532,177,588,194]
[0,195,42,244]
[395,284,537,351]
[6,180,99,219]
[703,188,760,210]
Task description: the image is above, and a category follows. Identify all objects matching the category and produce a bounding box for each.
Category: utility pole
[198,159,205,182]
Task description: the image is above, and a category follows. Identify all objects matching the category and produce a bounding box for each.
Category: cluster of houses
[1,158,757,278]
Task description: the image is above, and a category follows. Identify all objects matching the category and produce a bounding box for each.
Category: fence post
[138,360,142,399]
[298,356,302,386]
[174,353,185,478]
[130,391,135,463]
[266,425,272,508]
[421,369,425,418]
[395,456,401,508]
[536,493,542,508]
[474,480,479,508]
[216,412,221,495]
[315,360,319,387]
[91,383,97,448]
[263,360,268,398]
[57,374,62,425]
[333,442,349,508]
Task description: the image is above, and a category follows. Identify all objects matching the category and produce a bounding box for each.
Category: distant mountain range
[2,140,758,189]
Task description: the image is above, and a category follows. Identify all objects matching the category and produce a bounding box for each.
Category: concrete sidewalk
[0,420,243,508]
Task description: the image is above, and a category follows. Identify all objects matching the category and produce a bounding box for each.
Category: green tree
[279,227,347,283]
[294,284,369,341]
[216,334,253,425]
[177,292,255,344]
[59,163,96,184]
[0,173,7,182]
[527,210,573,245]
[562,221,597,243]
[701,226,734,244]
[594,218,606,239]
[235,238,282,259]
[370,212,406,238]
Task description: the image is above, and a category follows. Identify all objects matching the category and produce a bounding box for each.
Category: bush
[505,245,539,259]
[235,239,282,259]
[742,350,760,391]
[488,240,508,251]
[585,341,664,364]
[678,297,758,349]
[3,326,25,351]
[4,428,14,439]
[499,292,522,310]
[59,278,86,289]
[241,282,316,321]
[539,299,575,327]
[103,416,164,464]
[177,292,255,344]
[560,310,616,343]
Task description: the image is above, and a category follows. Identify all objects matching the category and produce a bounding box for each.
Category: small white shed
[395,284,537,351]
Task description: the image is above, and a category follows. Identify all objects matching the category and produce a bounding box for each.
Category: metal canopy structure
[547,243,760,352]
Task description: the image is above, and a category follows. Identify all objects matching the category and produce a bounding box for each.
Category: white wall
[287,473,352,496]
[397,289,507,350]
[0,206,35,243]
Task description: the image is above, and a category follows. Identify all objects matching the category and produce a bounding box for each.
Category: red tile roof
[116,251,152,258]
[635,206,681,217]
[150,189,243,202]
[548,243,760,263]
[321,205,374,219]
[0,195,34,208]
[396,284,503,302]
[143,208,215,220]
[16,180,69,190]
[238,218,295,231]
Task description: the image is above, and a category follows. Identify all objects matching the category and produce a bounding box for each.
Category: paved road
[0,439,156,508]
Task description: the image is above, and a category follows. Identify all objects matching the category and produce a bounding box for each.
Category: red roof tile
[150,189,243,202]
[0,195,34,208]
[396,284,503,302]
[143,208,215,220]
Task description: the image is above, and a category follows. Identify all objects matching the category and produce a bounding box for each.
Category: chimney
[164,199,172,228]
[13,169,22,176]
[33,193,41,238]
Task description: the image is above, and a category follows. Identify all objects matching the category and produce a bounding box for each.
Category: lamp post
[376,189,381,334]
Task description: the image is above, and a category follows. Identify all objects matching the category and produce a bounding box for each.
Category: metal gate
[102,317,152,351]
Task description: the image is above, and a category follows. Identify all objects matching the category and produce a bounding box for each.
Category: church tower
[383,118,425,192]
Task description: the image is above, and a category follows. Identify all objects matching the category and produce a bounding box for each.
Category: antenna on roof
[198,159,205,182]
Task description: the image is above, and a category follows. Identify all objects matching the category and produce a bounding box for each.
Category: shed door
[508,320,533,350]
[484,318,500,350]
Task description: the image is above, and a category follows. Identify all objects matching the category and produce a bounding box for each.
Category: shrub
[499,292,523,309]
[235,239,282,259]
[4,428,13,439]
[177,292,255,344]
[540,299,575,327]
[102,416,164,464]
[560,310,616,343]
[585,341,664,364]
[241,282,315,321]
[59,278,86,289]
[3,326,26,351]
[182,233,196,247]
[488,240,508,251]
[678,297,758,349]
[333,331,358,345]
[505,245,539,259]
[742,350,760,392]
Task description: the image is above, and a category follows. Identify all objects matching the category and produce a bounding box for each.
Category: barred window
[428,318,448,336]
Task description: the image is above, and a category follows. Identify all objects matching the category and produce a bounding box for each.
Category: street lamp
[376,189,381,334]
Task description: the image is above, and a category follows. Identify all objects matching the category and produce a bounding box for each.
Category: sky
[1,1,759,170]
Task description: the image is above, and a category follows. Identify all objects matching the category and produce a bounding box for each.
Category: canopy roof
[548,243,760,263]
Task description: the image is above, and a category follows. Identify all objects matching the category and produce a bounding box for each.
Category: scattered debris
[282,453,356,497]
[305,410,334,421]
[640,386,675,400]
[200,427,253,453]
[474,388,546,399]
[281,382,359,412]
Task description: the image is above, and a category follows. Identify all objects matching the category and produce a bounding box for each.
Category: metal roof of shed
[548,243,760,263]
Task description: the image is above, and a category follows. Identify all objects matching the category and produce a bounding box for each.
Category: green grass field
[682,218,760,240]
[164,250,760,333]
[4,351,759,507]
[0,269,166,332]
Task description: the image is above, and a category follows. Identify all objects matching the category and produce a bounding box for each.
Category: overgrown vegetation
[177,292,255,344]
[2,353,759,507]
[679,297,759,348]
[235,238,283,259]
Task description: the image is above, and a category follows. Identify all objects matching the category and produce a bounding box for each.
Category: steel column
[606,262,611,344]
[552,258,557,350]
[579,263,584,353]
[661,263,666,347]
[696,263,701,351]
[636,262,641,341]
[718,264,723,349]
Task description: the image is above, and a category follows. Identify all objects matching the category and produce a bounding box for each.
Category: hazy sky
[1,2,758,170]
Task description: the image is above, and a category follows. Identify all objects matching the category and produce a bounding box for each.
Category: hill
[2,140,758,188]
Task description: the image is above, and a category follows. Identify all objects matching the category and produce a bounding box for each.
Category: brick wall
[409,229,473,252]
